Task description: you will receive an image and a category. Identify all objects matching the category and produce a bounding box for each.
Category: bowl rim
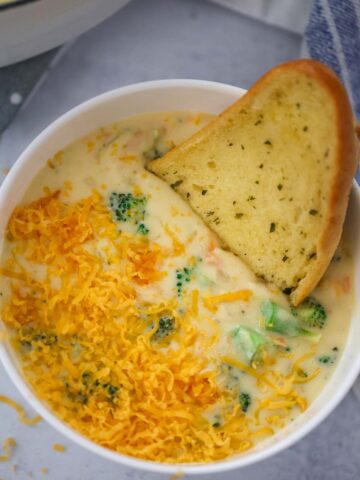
[0,78,359,475]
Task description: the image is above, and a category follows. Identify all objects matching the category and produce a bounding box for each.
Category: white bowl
[0,0,132,67]
[0,80,359,475]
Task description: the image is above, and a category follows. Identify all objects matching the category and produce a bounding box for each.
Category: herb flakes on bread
[148,60,359,305]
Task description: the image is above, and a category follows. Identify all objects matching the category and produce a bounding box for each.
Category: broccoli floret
[81,371,92,385]
[292,296,327,329]
[19,328,58,351]
[106,384,119,402]
[32,332,58,345]
[239,392,251,413]
[318,352,336,365]
[71,377,120,404]
[175,266,194,296]
[109,192,147,225]
[230,326,266,363]
[152,316,175,341]
[136,223,149,235]
[318,355,331,364]
[261,300,320,341]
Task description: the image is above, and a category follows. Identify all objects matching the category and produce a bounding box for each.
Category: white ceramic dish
[0,0,131,67]
[0,80,359,475]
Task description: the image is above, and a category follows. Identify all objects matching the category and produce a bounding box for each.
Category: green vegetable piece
[152,316,175,341]
[318,355,335,364]
[106,384,119,402]
[230,326,266,363]
[76,393,89,405]
[81,371,92,385]
[175,265,194,296]
[109,192,147,224]
[292,296,327,329]
[137,223,149,235]
[32,332,58,345]
[239,392,251,413]
[261,300,320,340]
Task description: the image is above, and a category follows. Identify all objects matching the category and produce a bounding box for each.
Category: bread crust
[282,61,359,304]
[149,60,359,305]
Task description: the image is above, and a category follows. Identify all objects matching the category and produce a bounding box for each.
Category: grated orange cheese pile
[0,187,318,463]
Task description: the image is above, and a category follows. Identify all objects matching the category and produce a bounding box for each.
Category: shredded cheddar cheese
[0,395,41,426]
[0,437,16,462]
[191,289,199,317]
[52,443,66,453]
[0,185,323,464]
[163,224,186,256]
[203,290,252,312]
[170,472,184,480]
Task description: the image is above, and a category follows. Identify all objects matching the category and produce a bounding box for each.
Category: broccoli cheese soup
[0,112,354,463]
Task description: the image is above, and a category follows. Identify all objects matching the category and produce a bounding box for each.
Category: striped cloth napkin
[304,0,360,185]
[305,0,360,121]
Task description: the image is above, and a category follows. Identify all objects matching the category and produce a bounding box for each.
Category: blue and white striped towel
[305,0,360,183]
[305,0,360,121]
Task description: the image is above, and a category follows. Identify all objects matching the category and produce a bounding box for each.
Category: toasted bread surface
[148,60,359,305]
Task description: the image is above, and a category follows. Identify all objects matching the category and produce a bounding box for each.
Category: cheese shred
[52,443,66,453]
[0,395,41,426]
[0,437,16,462]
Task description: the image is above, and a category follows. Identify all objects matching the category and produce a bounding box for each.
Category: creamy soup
[0,112,354,463]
